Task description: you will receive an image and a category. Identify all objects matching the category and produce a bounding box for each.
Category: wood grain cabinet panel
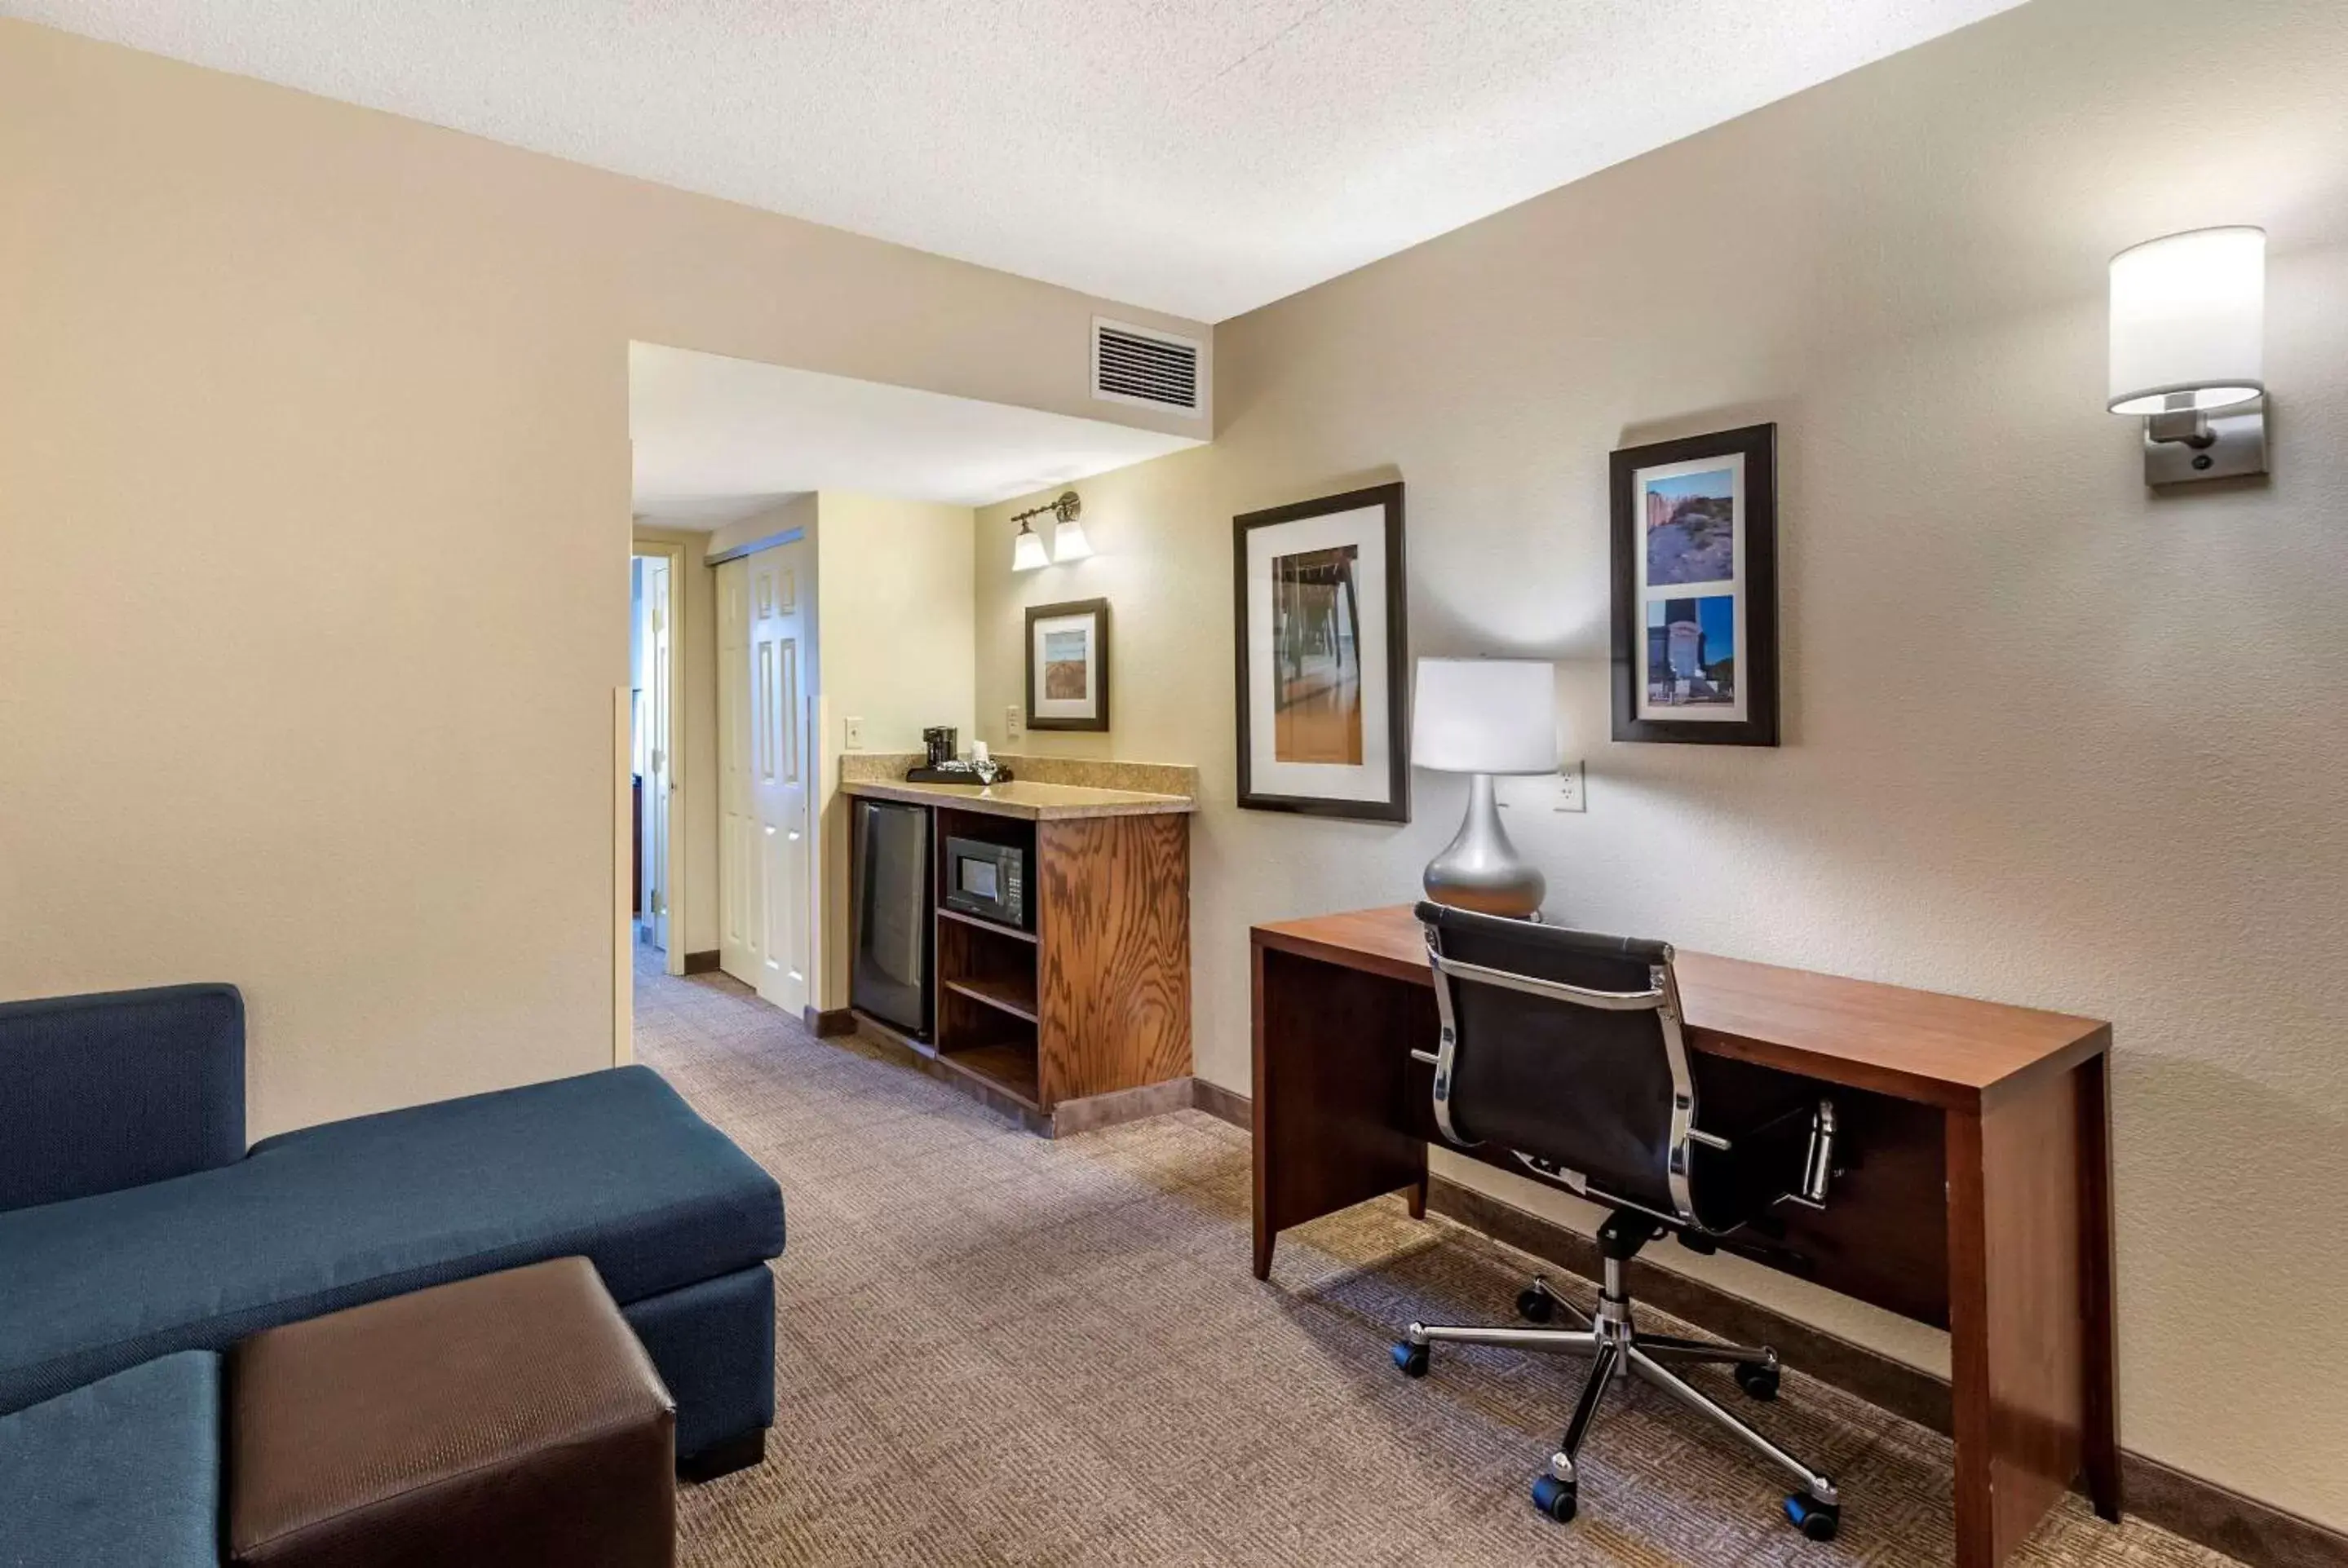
[1037,814,1192,1105]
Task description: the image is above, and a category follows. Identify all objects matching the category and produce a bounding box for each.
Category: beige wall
[811,492,979,1009]
[630,524,719,958]
[978,0,2348,1527]
[0,20,1204,1137]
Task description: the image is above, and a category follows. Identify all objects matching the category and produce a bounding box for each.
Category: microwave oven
[942,836,1029,930]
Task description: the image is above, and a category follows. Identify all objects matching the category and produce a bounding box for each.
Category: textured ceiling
[10,0,2025,321]
[629,343,1202,520]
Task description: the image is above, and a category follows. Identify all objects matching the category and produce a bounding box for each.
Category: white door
[640,554,674,956]
[718,558,763,987]
[718,545,812,1011]
[747,543,812,1014]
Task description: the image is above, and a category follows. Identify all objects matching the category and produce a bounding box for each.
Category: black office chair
[1390,901,1844,1540]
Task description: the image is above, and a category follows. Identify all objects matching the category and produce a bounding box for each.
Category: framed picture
[1025,598,1110,731]
[1610,423,1779,746]
[1233,483,1409,821]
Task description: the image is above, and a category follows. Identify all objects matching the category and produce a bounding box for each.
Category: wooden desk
[1251,905,2119,1568]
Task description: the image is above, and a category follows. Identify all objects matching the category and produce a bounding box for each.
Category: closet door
[745,541,812,1016]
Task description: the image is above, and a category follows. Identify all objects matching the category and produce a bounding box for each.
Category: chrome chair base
[1392,1270,1842,1540]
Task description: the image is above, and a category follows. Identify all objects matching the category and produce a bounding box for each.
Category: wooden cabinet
[845,783,1193,1131]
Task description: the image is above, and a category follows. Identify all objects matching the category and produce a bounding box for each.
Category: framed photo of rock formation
[1611,424,1779,746]
[1026,598,1109,731]
[1233,482,1409,820]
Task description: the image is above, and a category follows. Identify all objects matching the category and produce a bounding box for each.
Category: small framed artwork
[1610,423,1779,746]
[1233,482,1409,821]
[1025,598,1110,731]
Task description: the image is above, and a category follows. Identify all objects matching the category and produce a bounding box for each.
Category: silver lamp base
[1423,773,1545,919]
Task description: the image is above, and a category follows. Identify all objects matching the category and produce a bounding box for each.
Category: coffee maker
[906,726,1011,785]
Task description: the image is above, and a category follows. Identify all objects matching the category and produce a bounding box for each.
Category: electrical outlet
[1006,704,1024,740]
[1553,760,1585,813]
[843,716,865,750]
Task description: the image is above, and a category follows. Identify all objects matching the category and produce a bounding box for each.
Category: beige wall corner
[612,686,634,1064]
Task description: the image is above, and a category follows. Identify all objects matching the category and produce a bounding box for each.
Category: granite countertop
[839,777,1196,820]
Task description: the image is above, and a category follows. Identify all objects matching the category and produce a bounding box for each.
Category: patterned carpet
[635,952,2235,1567]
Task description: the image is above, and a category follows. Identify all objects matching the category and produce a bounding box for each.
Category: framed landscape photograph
[1610,423,1779,746]
[1233,483,1408,820]
[1025,598,1109,731]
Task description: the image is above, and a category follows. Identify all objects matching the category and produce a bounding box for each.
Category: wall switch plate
[1553,761,1585,812]
[1006,704,1023,740]
[844,716,865,750]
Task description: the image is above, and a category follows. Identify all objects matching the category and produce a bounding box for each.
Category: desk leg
[2079,1053,2123,1521]
[1947,1056,2116,1566]
[1251,943,1429,1281]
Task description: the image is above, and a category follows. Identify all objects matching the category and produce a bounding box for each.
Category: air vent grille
[1092,319,1203,417]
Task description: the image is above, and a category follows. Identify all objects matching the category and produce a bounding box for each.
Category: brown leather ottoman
[227,1257,676,1567]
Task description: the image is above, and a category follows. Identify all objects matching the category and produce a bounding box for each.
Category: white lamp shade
[1412,658,1558,775]
[1011,525,1049,572]
[1052,517,1094,561]
[2108,226,2265,415]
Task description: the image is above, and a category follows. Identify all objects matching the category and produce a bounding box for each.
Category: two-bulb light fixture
[1009,490,1092,571]
[2108,226,2267,485]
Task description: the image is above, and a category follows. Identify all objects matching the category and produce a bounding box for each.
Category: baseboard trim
[682,949,721,974]
[1189,1076,1251,1131]
[1178,1076,2342,1568]
[1054,1077,1194,1137]
[803,1005,856,1037]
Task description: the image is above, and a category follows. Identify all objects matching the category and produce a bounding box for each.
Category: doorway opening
[622,340,1201,1045]
[631,541,686,978]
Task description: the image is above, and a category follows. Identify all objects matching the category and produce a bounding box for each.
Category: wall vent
[1092,318,1204,417]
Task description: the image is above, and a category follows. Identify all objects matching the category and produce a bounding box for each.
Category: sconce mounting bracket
[2143,399,2266,486]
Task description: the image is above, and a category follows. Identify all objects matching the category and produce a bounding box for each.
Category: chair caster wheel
[1735,1361,1780,1401]
[1391,1341,1429,1378]
[1516,1285,1554,1323]
[1531,1474,1578,1522]
[1784,1492,1839,1541]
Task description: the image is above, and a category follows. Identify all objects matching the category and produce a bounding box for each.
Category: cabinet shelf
[938,907,1037,946]
[942,976,1037,1025]
[935,1040,1041,1110]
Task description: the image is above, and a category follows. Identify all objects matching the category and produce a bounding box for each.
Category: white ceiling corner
[10,0,2029,322]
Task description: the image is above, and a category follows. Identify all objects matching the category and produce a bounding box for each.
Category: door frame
[631,536,689,979]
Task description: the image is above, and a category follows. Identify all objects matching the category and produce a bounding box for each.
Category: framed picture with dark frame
[1025,598,1110,731]
[1610,423,1779,746]
[1233,482,1409,821]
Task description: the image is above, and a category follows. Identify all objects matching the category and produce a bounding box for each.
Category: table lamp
[1411,658,1558,919]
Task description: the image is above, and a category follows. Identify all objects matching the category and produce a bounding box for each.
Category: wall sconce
[2108,226,2266,484]
[1011,518,1050,572]
[1009,490,1085,569]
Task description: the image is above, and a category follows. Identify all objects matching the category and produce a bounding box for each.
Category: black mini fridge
[851,799,931,1040]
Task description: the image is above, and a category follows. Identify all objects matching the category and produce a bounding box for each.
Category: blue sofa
[0,984,785,1491]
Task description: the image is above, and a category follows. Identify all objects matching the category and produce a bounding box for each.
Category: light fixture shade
[1052,518,1094,561]
[2108,226,2265,415]
[1011,524,1049,572]
[1411,658,1558,775]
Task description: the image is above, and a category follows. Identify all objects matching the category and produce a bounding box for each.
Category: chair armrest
[0,983,245,1211]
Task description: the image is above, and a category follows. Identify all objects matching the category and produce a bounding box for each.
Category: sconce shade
[1011,523,1049,572]
[1053,518,1094,561]
[1411,658,1558,775]
[2108,227,2265,415]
